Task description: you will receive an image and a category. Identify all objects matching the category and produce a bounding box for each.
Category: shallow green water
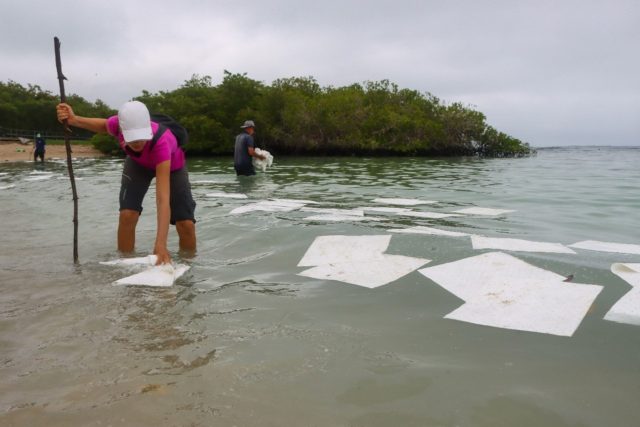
[1,147,639,426]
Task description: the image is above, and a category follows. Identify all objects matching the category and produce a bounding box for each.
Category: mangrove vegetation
[0,73,532,157]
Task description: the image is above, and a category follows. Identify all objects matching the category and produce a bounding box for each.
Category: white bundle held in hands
[253,148,274,172]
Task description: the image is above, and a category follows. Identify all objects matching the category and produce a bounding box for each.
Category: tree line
[0,73,532,157]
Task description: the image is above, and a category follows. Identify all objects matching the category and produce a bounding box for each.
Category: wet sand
[0,142,105,162]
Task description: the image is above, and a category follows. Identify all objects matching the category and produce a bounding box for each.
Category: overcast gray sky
[1,0,638,147]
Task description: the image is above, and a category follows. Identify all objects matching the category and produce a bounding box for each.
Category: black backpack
[149,114,188,150]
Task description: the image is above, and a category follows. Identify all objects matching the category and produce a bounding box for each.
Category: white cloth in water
[360,206,412,214]
[300,255,429,289]
[301,207,364,216]
[388,226,471,237]
[471,235,576,254]
[398,211,461,219]
[298,235,392,266]
[114,263,190,287]
[101,255,190,287]
[297,235,429,288]
[100,255,159,266]
[453,207,515,216]
[372,198,437,206]
[568,240,640,255]
[25,175,55,182]
[303,214,382,222]
[419,252,602,336]
[230,199,307,214]
[252,148,274,172]
[605,263,640,325]
[206,192,248,199]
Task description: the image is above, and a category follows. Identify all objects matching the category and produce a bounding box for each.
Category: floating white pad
[419,252,602,336]
[298,235,429,288]
[301,207,364,216]
[453,207,515,216]
[298,235,392,266]
[299,254,429,288]
[605,263,640,325]
[206,192,248,199]
[24,175,54,181]
[252,148,274,172]
[372,198,437,206]
[388,226,470,237]
[230,200,306,214]
[399,211,461,219]
[471,236,576,254]
[100,255,158,266]
[114,264,190,287]
[360,206,412,214]
[0,185,15,190]
[273,198,319,205]
[568,240,640,255]
[303,214,381,222]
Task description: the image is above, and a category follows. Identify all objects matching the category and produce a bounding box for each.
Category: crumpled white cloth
[101,255,190,287]
[114,263,190,287]
[253,148,274,172]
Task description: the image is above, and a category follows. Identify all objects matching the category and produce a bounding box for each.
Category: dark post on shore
[54,37,79,263]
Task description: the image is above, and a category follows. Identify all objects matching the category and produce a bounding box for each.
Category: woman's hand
[56,103,76,125]
[154,246,172,265]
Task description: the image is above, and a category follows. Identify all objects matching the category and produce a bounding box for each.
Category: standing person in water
[33,133,46,162]
[233,120,265,176]
[56,101,196,265]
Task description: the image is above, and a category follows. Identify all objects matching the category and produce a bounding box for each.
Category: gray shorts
[119,157,196,224]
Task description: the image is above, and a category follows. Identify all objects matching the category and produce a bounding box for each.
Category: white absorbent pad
[303,214,381,222]
[24,175,55,181]
[114,263,190,287]
[298,235,392,266]
[388,226,470,237]
[231,199,307,214]
[101,255,190,287]
[372,198,437,206]
[471,236,576,254]
[252,148,274,172]
[100,255,159,266]
[297,235,429,288]
[605,263,640,326]
[453,207,515,216]
[568,240,640,255]
[418,252,602,336]
[399,211,461,219]
[301,207,364,216]
[300,255,429,289]
[360,206,412,214]
[206,192,248,199]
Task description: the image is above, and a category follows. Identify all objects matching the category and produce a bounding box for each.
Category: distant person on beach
[56,101,196,265]
[33,133,46,162]
[234,120,266,176]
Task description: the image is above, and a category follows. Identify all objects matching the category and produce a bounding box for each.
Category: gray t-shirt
[234,132,255,170]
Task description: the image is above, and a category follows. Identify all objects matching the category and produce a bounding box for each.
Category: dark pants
[34,150,44,162]
[119,157,196,224]
[234,164,256,176]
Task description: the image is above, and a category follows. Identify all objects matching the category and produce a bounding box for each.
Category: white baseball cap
[118,101,153,143]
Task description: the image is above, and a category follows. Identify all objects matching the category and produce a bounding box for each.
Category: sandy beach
[0,142,105,162]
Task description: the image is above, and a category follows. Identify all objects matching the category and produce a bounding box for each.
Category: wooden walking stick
[54,36,79,263]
